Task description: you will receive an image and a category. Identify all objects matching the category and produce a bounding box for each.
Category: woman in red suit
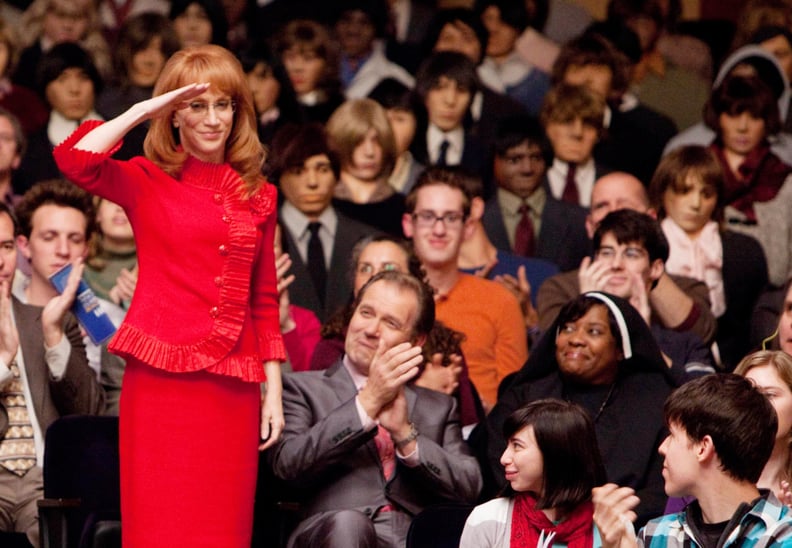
[52,45,286,547]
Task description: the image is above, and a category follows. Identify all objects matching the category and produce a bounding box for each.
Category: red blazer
[54,121,285,382]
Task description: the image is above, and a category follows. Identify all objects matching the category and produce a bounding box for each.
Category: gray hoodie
[663,45,792,163]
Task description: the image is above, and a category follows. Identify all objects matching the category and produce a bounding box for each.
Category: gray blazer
[0,298,104,439]
[270,361,482,523]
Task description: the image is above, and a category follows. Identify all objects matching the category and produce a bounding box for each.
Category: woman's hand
[275,253,296,332]
[108,265,138,306]
[137,82,210,121]
[259,360,284,451]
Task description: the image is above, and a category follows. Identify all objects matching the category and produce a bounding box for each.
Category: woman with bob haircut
[274,19,344,124]
[704,73,792,286]
[649,145,768,370]
[326,98,405,235]
[52,44,286,547]
[736,350,792,505]
[461,398,607,547]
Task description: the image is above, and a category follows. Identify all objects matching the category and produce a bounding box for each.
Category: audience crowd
[5,0,792,546]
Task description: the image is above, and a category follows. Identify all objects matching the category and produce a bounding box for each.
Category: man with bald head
[536,172,716,343]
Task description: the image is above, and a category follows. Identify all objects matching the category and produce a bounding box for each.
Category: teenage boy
[593,373,792,547]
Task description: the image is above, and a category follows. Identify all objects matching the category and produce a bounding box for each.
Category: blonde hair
[144,45,265,195]
[735,349,792,485]
[326,98,397,179]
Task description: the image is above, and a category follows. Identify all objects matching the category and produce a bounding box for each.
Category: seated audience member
[471,292,674,523]
[736,350,792,505]
[461,399,606,547]
[368,78,425,196]
[704,74,792,288]
[15,43,103,195]
[424,8,527,148]
[537,171,717,346]
[85,197,137,308]
[456,165,559,344]
[540,83,608,208]
[95,0,169,47]
[331,0,414,99]
[410,51,490,190]
[326,98,406,236]
[607,0,710,132]
[665,45,792,165]
[268,123,373,323]
[14,180,126,380]
[650,146,768,370]
[476,0,551,116]
[589,209,715,383]
[594,373,792,547]
[169,0,227,49]
[478,115,589,273]
[310,233,482,427]
[553,28,677,185]
[238,40,301,147]
[14,0,112,89]
[0,199,103,544]
[0,108,24,208]
[269,271,482,547]
[95,12,179,160]
[402,166,527,411]
[274,19,345,125]
[0,18,47,136]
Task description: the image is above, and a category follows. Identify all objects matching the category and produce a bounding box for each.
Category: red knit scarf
[510,493,595,548]
[711,142,791,222]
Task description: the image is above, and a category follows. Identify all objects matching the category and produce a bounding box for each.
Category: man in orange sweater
[402,166,527,411]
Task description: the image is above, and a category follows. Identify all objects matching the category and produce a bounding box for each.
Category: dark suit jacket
[0,299,104,439]
[482,192,590,272]
[279,210,374,323]
[270,361,482,524]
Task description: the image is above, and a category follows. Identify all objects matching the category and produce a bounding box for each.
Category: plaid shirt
[639,491,792,547]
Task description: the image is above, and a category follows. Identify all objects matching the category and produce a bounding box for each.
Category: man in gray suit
[0,201,102,545]
[269,123,374,323]
[270,271,482,547]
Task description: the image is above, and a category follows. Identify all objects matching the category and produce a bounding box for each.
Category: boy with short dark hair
[594,373,792,548]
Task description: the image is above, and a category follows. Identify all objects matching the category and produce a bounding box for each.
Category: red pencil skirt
[119,358,260,547]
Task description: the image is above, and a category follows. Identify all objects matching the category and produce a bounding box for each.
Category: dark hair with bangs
[664,373,776,484]
[502,399,606,511]
[169,0,228,47]
[16,179,96,240]
[493,115,552,163]
[649,145,725,223]
[593,209,669,264]
[704,75,781,137]
[555,295,623,353]
[414,51,480,104]
[422,8,489,63]
[540,83,605,134]
[266,122,340,183]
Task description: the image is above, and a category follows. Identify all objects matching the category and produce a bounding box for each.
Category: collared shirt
[343,355,419,464]
[0,306,71,465]
[546,158,596,208]
[481,52,535,90]
[427,124,464,165]
[639,491,792,547]
[280,201,337,268]
[497,187,546,249]
[48,109,103,148]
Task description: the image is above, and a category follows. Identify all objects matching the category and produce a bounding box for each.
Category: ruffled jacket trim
[56,121,286,382]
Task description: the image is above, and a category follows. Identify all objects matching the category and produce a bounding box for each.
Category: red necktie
[374,425,395,480]
[514,204,536,257]
[561,163,579,204]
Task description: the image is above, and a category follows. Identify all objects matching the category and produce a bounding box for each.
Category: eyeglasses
[411,211,466,228]
[595,246,647,261]
[183,99,236,116]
